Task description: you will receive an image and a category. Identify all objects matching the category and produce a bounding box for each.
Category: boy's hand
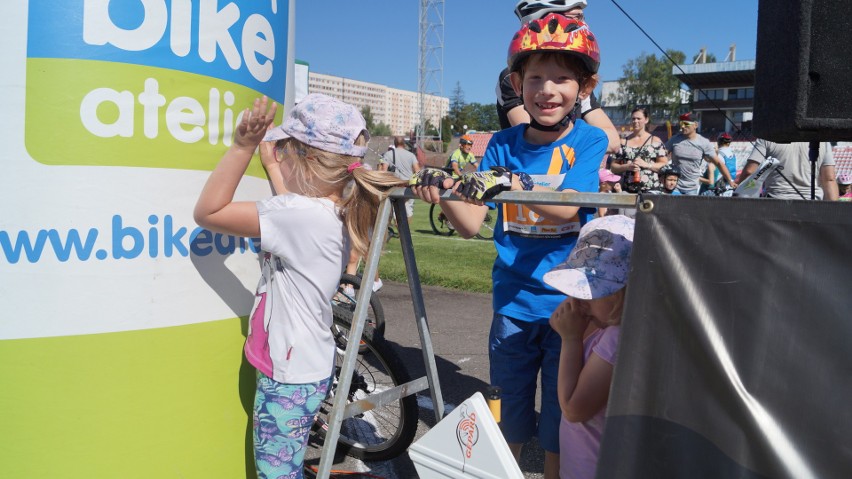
[234,97,277,150]
[455,167,512,202]
[409,168,457,204]
[409,168,456,189]
[549,298,590,340]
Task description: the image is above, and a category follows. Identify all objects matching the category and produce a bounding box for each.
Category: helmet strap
[526,97,580,132]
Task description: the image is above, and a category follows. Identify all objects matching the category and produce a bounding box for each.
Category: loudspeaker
[753,0,852,142]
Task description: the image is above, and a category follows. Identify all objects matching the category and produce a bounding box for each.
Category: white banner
[1,2,295,477]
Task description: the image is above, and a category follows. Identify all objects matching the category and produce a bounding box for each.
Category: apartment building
[308,72,449,136]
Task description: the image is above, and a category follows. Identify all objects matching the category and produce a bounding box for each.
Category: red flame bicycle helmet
[507,13,600,74]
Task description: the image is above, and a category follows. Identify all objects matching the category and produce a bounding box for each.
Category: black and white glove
[409,168,456,189]
[455,167,514,201]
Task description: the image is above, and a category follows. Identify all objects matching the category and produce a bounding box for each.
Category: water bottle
[486,386,502,423]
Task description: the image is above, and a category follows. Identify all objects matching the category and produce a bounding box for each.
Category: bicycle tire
[429,203,455,236]
[314,316,419,461]
[475,208,497,240]
[333,273,386,339]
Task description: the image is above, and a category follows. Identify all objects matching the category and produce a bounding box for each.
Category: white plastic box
[409,392,524,478]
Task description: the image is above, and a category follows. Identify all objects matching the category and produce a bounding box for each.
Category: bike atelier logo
[25,0,288,172]
[455,404,480,462]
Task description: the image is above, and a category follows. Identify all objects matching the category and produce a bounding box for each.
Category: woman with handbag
[609,107,668,193]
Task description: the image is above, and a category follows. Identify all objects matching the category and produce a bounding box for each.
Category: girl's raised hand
[234,97,278,150]
[549,298,590,340]
[259,122,279,170]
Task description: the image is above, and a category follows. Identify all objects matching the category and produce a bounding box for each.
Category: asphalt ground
[304,280,547,479]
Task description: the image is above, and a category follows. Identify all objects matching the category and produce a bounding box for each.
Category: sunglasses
[679,121,696,127]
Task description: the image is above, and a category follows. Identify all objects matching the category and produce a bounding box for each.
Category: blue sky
[294,0,759,105]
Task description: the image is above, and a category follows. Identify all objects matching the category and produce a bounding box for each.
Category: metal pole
[392,198,445,421]
[315,199,393,479]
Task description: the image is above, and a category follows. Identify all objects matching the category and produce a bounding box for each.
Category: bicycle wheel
[429,203,455,236]
[332,273,386,339]
[475,207,498,240]
[314,317,419,461]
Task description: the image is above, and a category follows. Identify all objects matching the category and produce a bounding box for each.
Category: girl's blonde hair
[604,287,626,325]
[276,137,407,257]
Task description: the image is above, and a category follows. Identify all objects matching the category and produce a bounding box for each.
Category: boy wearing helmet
[446,135,478,177]
[496,0,620,154]
[411,14,607,479]
[658,164,683,195]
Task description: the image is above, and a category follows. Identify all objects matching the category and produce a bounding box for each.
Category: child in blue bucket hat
[543,214,634,479]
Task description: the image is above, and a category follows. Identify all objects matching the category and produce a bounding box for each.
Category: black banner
[597,195,852,479]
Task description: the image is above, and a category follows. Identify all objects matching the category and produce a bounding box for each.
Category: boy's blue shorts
[489,313,562,453]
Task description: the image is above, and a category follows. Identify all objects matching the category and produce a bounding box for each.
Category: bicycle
[429,202,498,240]
[332,273,386,349]
[312,305,418,461]
[429,202,455,236]
[477,206,498,240]
[700,177,735,197]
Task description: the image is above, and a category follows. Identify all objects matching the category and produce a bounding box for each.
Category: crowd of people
[595,109,843,201]
[191,1,846,478]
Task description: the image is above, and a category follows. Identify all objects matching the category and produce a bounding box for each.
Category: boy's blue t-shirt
[479,120,607,323]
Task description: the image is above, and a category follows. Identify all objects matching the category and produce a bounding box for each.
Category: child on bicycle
[447,134,478,177]
[194,93,405,478]
[410,14,607,478]
[543,214,634,479]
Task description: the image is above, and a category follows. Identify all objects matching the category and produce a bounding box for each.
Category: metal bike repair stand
[315,188,638,479]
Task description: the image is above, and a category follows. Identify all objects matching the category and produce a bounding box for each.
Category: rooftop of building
[673,59,756,85]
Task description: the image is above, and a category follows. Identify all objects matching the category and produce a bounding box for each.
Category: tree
[440,117,452,152]
[447,82,472,135]
[361,105,376,129]
[415,118,446,152]
[616,50,687,122]
[466,103,500,132]
[361,105,392,136]
[372,122,393,137]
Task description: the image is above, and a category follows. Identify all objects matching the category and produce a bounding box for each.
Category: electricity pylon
[418,0,444,149]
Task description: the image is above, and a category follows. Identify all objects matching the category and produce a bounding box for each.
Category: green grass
[374,201,496,293]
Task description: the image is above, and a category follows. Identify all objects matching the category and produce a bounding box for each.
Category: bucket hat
[543,215,635,299]
[264,93,370,157]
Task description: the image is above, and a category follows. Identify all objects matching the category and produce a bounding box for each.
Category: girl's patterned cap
[264,93,370,157]
[543,215,635,300]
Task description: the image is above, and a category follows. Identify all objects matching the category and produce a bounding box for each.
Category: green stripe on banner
[24,58,272,178]
[0,318,257,479]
